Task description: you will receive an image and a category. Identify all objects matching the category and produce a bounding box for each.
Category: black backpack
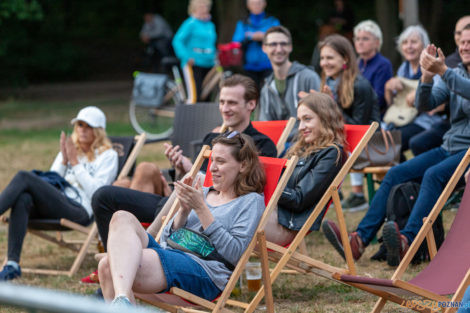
[371,181,445,264]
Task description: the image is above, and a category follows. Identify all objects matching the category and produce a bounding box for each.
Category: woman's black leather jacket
[277,145,345,231]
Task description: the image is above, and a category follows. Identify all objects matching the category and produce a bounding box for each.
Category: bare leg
[99,249,167,303]
[264,207,297,246]
[98,256,116,301]
[102,210,167,301]
[112,177,131,188]
[352,186,364,194]
[130,162,165,194]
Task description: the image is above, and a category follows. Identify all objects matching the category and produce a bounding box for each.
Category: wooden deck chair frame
[136,144,298,313]
[252,117,296,157]
[241,122,379,313]
[5,133,147,277]
[332,147,470,313]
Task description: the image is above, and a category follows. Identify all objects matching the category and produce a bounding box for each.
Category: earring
[342,63,348,70]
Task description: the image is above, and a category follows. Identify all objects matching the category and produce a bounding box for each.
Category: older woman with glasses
[98,133,266,306]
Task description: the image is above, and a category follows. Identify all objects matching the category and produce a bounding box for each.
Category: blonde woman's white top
[50,148,118,217]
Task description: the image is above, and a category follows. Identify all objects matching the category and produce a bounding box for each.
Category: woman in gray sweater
[98,133,266,305]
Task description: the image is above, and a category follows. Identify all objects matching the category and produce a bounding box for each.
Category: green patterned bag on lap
[167,227,235,270]
[167,227,215,258]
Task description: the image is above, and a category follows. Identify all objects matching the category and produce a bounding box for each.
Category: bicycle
[129,56,228,141]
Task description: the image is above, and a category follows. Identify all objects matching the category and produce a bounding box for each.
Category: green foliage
[0,0,43,24]
[0,0,467,88]
[0,0,43,65]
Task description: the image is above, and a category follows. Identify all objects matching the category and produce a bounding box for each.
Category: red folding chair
[252,117,296,156]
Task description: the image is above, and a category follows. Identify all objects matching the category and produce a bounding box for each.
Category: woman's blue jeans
[356,147,466,246]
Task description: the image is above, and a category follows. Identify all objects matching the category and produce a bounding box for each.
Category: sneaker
[111,295,132,307]
[81,269,99,284]
[0,264,21,281]
[382,221,409,267]
[322,219,364,261]
[341,193,368,212]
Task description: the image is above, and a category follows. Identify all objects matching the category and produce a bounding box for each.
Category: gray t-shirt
[160,187,265,290]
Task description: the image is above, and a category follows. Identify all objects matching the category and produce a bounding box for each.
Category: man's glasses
[264,41,290,48]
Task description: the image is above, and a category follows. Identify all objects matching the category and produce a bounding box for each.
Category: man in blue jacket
[232,0,280,88]
[323,24,470,267]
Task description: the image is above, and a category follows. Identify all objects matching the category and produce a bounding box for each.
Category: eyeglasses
[354,36,372,42]
[225,130,245,146]
[264,41,290,48]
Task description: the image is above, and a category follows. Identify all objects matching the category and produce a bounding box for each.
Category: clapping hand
[420,44,447,76]
[174,176,205,213]
[65,136,78,166]
[163,143,193,178]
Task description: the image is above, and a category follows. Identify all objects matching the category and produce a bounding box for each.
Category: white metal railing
[0,282,161,313]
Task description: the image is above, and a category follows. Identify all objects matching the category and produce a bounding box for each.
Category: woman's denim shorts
[146,233,221,301]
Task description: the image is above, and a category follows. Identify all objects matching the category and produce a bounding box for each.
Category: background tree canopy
[0,0,467,87]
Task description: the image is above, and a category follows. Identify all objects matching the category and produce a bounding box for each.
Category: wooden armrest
[423,217,437,260]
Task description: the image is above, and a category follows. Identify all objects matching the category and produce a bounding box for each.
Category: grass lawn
[0,96,457,312]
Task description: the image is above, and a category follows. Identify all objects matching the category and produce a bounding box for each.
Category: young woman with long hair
[265,92,347,246]
[319,34,380,211]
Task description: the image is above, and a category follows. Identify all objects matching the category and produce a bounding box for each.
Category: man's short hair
[263,25,292,44]
[220,74,259,104]
[354,20,383,50]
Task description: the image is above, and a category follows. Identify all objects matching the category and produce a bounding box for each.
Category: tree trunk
[376,0,400,70]
[215,0,245,43]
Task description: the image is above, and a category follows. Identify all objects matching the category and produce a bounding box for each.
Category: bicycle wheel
[129,79,184,141]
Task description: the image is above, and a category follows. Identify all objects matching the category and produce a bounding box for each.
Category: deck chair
[241,122,378,312]
[332,147,470,313]
[136,144,298,313]
[252,117,296,156]
[5,133,147,276]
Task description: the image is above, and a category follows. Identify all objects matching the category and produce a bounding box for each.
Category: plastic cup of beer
[245,261,262,292]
